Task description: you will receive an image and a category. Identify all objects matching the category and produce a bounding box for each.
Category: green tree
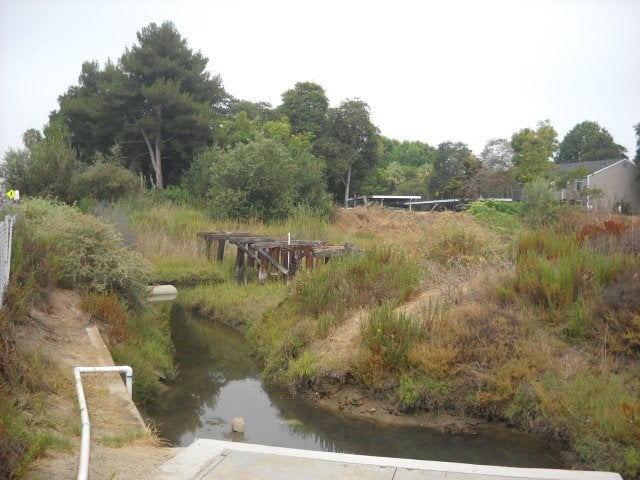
[0,122,79,203]
[278,82,329,138]
[428,141,479,199]
[380,137,436,168]
[214,111,261,147]
[119,22,226,188]
[314,99,379,207]
[207,139,295,220]
[54,22,227,189]
[480,138,513,172]
[53,60,129,163]
[634,123,640,164]
[556,120,627,163]
[511,120,558,183]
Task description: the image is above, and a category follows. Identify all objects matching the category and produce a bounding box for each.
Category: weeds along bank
[0,199,176,477]
[4,196,638,478]
[246,202,640,479]
[119,196,639,478]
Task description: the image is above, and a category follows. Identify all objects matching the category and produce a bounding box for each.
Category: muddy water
[143,306,564,468]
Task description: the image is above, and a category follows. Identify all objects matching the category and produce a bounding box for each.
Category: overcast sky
[1,0,639,159]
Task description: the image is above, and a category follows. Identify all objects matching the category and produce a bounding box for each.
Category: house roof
[553,158,624,175]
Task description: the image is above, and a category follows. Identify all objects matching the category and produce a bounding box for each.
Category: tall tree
[53,60,129,162]
[556,120,627,163]
[0,122,79,203]
[634,123,640,165]
[278,82,329,138]
[380,137,436,168]
[428,141,479,199]
[480,138,513,172]
[511,120,558,183]
[314,99,379,207]
[119,21,226,188]
[53,22,227,188]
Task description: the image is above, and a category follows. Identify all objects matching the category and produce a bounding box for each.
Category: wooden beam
[258,248,289,276]
[216,239,226,262]
[235,247,245,284]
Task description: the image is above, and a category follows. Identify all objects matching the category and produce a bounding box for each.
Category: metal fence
[0,215,16,302]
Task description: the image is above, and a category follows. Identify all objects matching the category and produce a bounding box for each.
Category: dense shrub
[522,179,560,227]
[14,199,150,306]
[72,161,140,201]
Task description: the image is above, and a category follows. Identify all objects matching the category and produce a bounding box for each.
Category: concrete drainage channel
[73,365,134,480]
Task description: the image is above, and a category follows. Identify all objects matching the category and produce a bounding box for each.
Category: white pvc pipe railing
[73,366,133,480]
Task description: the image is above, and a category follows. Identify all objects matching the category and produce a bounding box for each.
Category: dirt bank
[18,289,174,480]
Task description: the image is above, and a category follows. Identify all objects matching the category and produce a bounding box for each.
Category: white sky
[1,0,639,158]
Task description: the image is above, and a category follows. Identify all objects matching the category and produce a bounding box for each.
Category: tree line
[2,21,639,219]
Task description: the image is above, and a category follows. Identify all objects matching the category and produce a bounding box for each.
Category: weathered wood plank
[258,248,289,276]
[235,247,245,284]
[216,239,226,262]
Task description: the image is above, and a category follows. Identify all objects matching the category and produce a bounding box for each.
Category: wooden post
[305,247,313,270]
[205,237,213,260]
[269,247,280,277]
[235,247,245,284]
[216,239,226,262]
[246,243,255,269]
[258,253,268,284]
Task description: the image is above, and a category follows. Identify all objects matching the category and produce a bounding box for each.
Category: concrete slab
[150,439,622,480]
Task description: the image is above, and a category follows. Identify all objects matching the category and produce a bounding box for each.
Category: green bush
[14,199,150,306]
[72,161,140,201]
[521,179,560,227]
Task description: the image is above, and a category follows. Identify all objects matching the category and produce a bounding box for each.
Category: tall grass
[291,246,420,321]
[513,230,628,313]
[110,304,177,406]
[361,303,424,370]
[416,216,504,267]
[536,372,640,478]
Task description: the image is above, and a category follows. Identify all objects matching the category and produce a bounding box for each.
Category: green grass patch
[537,372,640,477]
[179,282,287,330]
[513,230,628,314]
[466,200,522,234]
[151,257,226,285]
[110,304,177,406]
[361,303,424,371]
[101,430,147,448]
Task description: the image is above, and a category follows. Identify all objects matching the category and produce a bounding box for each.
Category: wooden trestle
[197,232,354,284]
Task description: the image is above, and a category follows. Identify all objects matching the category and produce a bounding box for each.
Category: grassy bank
[0,199,176,476]
[5,195,638,478]
[115,196,640,476]
[246,202,640,478]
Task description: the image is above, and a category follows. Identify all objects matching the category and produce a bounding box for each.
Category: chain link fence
[0,215,16,302]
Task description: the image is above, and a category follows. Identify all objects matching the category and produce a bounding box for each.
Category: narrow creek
[143,305,564,468]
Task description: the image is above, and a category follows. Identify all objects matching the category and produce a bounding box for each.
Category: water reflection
[143,305,563,468]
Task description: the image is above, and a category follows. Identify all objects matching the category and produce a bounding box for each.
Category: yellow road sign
[6,190,14,200]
